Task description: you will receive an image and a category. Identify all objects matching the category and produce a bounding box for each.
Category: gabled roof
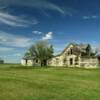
[54,43,89,57]
[79,44,89,49]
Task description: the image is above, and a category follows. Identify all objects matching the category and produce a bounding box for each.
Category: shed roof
[22,56,35,60]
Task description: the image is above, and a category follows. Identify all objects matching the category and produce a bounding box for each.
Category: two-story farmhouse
[48,43,99,68]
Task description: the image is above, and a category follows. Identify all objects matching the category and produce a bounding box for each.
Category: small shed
[0,59,4,64]
[21,56,40,66]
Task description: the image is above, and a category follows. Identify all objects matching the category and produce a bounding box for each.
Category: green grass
[0,64,100,100]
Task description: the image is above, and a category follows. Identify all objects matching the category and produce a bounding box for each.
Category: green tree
[26,41,53,66]
[86,44,92,56]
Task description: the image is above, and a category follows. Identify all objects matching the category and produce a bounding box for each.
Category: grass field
[0,64,100,100]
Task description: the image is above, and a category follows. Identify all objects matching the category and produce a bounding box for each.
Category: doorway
[25,59,28,65]
[70,58,73,65]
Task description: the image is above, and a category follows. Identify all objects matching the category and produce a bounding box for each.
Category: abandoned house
[21,43,100,68]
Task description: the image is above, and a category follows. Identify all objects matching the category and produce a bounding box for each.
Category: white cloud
[45,2,65,15]
[0,31,33,47]
[13,53,22,57]
[42,32,53,40]
[32,31,42,35]
[83,16,90,19]
[0,0,65,15]
[0,12,38,27]
[83,15,100,20]
[0,47,15,52]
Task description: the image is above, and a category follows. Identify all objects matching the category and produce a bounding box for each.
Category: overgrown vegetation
[25,41,53,66]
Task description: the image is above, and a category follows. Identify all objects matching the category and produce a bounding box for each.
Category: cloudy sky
[0,0,100,63]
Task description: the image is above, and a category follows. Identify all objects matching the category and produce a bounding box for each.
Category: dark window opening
[63,59,67,63]
[70,58,73,65]
[36,59,38,63]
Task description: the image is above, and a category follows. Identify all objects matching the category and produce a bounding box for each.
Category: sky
[0,0,100,63]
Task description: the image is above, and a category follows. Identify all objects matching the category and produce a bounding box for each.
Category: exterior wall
[21,59,41,66]
[21,59,33,66]
[21,59,27,66]
[66,55,78,67]
[49,56,99,68]
[48,54,78,67]
[48,56,64,67]
[22,57,99,68]
[27,60,34,66]
[80,58,98,68]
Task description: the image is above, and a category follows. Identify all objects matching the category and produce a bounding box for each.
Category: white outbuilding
[21,57,40,66]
